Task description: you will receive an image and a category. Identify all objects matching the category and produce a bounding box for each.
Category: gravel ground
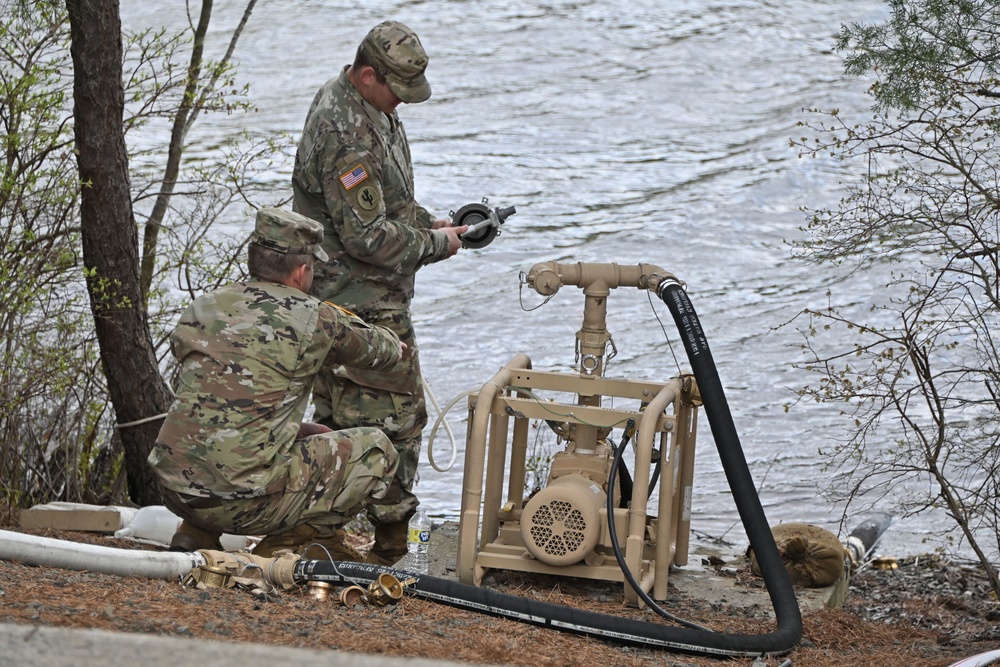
[1,511,998,667]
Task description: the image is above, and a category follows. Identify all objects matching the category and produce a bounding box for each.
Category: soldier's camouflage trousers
[313,308,427,524]
[164,426,397,537]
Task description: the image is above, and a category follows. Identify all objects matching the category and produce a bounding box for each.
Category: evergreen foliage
[792,0,1000,595]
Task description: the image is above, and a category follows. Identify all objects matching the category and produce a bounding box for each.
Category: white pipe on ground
[0,529,204,579]
[946,649,1000,667]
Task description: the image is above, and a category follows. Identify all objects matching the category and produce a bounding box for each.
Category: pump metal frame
[456,262,702,606]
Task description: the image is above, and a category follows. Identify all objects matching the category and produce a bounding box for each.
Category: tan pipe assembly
[456,261,699,605]
[456,354,532,585]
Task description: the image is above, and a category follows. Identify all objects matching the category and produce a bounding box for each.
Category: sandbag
[749,522,847,587]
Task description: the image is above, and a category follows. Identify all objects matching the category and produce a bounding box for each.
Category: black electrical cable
[606,418,710,631]
[616,418,661,507]
[616,454,634,508]
[647,444,661,498]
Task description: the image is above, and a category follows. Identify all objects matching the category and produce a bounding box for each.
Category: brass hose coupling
[339,584,367,606]
[183,562,234,589]
[366,572,406,606]
[307,581,333,601]
[305,574,415,607]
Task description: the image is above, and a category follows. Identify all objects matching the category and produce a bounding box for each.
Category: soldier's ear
[356,65,379,87]
[288,261,312,292]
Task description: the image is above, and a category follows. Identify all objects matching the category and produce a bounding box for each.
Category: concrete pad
[422,521,846,615]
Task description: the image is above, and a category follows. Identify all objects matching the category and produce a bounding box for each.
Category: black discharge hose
[294,279,802,657]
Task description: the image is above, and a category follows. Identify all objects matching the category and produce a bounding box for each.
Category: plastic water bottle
[405,508,431,574]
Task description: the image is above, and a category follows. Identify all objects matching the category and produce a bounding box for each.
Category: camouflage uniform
[148,208,403,538]
[291,22,448,529]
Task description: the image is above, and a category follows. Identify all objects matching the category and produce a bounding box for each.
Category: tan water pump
[456,261,701,605]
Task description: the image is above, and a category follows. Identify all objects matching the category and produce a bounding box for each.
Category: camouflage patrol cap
[250,208,329,262]
[361,20,431,104]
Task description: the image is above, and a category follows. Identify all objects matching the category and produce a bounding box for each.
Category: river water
[120,0,978,559]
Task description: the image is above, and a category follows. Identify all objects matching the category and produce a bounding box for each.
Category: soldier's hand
[443,225,468,256]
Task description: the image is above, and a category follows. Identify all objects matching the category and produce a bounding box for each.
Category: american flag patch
[339,164,368,190]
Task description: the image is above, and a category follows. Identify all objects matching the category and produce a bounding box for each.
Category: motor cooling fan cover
[519,475,605,566]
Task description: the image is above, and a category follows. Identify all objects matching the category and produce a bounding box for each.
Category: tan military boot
[250,526,305,558]
[304,528,365,562]
[364,520,409,567]
[253,524,362,561]
[169,520,223,552]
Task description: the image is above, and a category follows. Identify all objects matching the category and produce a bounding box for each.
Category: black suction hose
[295,280,802,657]
[654,279,802,649]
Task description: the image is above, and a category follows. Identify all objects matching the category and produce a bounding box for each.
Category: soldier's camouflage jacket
[291,67,449,314]
[148,280,402,499]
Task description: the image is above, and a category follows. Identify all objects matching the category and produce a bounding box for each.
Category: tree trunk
[65,0,173,506]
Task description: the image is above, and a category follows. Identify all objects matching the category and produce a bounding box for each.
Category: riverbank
[1,504,997,667]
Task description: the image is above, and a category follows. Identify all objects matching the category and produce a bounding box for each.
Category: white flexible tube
[0,529,204,580]
[424,380,476,472]
[947,650,1000,667]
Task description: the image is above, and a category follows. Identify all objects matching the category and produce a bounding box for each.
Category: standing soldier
[291,20,467,565]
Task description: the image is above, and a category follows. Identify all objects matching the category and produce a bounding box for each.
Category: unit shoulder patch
[356,185,380,211]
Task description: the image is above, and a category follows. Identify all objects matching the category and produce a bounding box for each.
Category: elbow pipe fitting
[525,261,682,297]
